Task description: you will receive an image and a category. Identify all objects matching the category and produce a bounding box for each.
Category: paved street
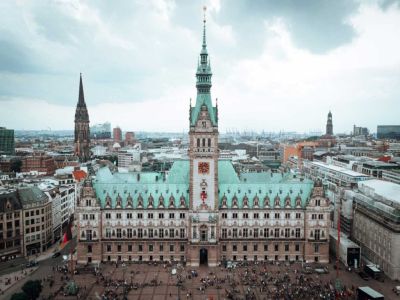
[3,253,399,300]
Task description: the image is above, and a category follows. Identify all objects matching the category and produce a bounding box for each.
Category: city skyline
[1,0,400,133]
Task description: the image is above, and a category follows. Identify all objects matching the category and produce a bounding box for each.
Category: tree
[10,158,22,172]
[11,292,28,300]
[21,280,42,300]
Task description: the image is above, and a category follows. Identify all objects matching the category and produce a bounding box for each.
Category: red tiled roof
[72,170,87,182]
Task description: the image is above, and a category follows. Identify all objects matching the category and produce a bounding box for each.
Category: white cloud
[0,1,399,134]
[213,2,400,133]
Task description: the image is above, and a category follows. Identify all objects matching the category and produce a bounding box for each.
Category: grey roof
[18,186,48,205]
[0,190,22,212]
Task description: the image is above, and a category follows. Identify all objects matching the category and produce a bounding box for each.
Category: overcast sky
[1,0,399,134]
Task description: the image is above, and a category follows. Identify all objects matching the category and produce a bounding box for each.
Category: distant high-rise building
[377,125,400,140]
[113,127,122,142]
[125,131,135,145]
[353,125,369,136]
[74,74,90,162]
[91,122,111,139]
[326,111,333,136]
[0,127,15,155]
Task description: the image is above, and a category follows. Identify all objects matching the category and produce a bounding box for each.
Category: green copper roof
[190,15,218,127]
[94,166,189,209]
[93,160,314,209]
[168,160,189,184]
[190,94,217,126]
[218,160,240,183]
[218,181,313,209]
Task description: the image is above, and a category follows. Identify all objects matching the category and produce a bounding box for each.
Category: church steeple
[78,73,86,107]
[326,110,333,136]
[74,73,90,162]
[75,73,89,122]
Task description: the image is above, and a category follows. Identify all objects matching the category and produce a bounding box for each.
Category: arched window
[202,138,205,147]
[208,138,211,147]
[197,138,200,147]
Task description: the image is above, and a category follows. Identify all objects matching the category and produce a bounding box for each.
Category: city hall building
[76,17,330,267]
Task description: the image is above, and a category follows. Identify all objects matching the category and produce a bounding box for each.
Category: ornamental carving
[208,215,218,223]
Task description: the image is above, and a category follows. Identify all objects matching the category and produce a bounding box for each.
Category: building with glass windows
[0,127,15,155]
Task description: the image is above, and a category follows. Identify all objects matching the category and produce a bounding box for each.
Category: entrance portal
[199,248,208,265]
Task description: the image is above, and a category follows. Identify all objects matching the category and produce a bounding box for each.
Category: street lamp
[122,262,127,299]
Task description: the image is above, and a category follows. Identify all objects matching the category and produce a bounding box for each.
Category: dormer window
[137,194,143,208]
[105,194,111,208]
[274,195,280,207]
[159,195,165,208]
[148,194,154,208]
[221,194,227,208]
[169,195,175,208]
[243,195,249,208]
[285,195,291,207]
[253,195,259,208]
[263,196,270,208]
[179,195,186,208]
[232,195,238,208]
[296,196,302,207]
[116,194,122,208]
[126,194,133,208]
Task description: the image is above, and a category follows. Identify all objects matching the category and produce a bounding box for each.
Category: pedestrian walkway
[0,267,38,295]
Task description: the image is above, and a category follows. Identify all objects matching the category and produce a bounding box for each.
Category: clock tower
[188,8,219,267]
[189,10,218,212]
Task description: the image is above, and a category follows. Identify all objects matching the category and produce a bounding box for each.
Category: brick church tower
[74,74,90,162]
[326,110,333,136]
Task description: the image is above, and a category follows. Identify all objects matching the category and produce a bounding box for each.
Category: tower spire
[190,7,217,127]
[202,6,207,52]
[78,73,86,107]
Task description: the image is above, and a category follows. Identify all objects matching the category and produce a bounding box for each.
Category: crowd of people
[37,260,362,299]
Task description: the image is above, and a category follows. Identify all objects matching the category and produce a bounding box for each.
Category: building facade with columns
[76,17,330,267]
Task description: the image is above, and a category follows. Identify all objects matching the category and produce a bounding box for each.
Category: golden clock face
[198,162,210,174]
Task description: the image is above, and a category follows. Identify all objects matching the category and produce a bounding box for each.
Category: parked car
[358,271,370,281]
